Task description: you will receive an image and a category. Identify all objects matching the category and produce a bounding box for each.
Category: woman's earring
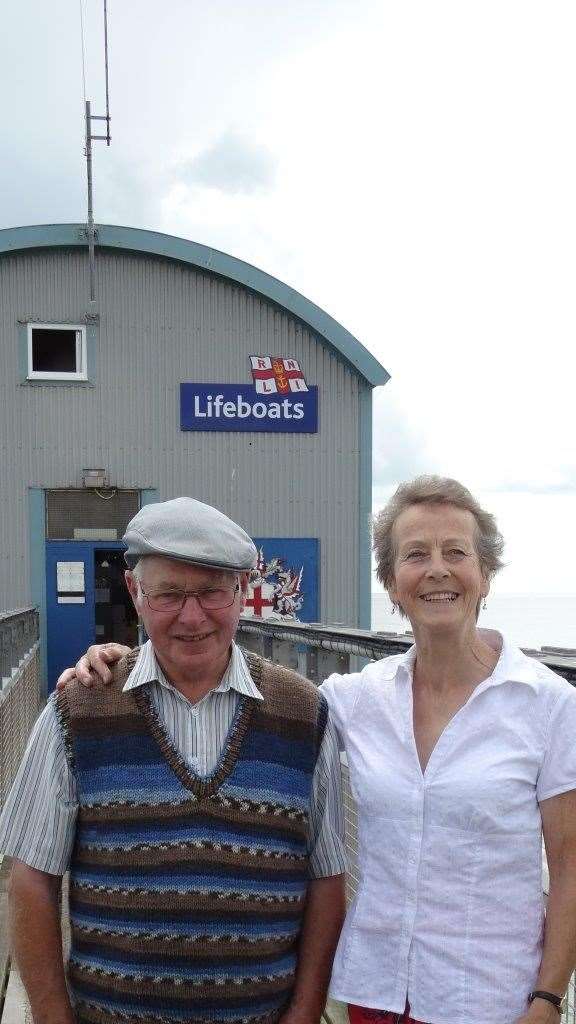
[482,598,487,611]
[391,604,395,615]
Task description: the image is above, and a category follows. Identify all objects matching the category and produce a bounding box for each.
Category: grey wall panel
[0,248,361,623]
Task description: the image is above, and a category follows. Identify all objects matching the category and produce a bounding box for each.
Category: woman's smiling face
[388,503,489,634]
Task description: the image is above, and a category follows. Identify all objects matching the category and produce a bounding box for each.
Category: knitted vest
[57,651,328,1024]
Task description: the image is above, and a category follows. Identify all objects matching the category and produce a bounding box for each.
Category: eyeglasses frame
[137,579,241,613]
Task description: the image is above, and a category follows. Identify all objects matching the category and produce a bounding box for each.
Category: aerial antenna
[84,0,112,305]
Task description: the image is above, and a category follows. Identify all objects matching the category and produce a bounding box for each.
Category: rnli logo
[249,356,309,394]
[180,357,317,433]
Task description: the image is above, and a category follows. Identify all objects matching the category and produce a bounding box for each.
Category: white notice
[57,561,85,604]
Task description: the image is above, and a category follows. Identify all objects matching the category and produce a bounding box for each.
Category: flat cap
[123,497,257,572]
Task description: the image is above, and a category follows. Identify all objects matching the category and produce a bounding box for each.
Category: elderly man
[0,498,346,1024]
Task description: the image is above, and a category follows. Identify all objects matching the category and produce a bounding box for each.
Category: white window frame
[27,323,87,381]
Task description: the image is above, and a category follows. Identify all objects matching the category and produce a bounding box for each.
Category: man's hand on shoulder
[56,643,131,690]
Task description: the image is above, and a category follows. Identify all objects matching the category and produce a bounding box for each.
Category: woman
[321,477,576,1024]
[60,477,576,1024]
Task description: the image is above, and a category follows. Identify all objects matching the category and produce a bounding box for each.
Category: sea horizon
[371,591,576,651]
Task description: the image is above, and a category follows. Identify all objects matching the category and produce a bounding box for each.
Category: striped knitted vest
[57,651,328,1024]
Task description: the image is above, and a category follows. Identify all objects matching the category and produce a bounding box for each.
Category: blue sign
[247,538,319,623]
[180,384,318,433]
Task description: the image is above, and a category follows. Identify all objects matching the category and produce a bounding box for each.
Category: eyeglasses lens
[146,586,237,612]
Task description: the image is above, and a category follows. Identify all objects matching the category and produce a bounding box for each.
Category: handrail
[238,615,576,684]
[0,608,39,688]
[0,608,42,820]
[0,607,36,622]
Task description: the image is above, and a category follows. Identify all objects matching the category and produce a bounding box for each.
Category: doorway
[94,548,138,646]
[45,541,138,690]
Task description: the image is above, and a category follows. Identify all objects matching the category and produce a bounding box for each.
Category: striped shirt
[0,641,346,878]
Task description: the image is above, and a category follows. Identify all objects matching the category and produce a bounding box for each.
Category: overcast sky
[2,1,575,596]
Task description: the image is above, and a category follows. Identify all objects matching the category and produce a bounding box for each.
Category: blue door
[45,541,127,690]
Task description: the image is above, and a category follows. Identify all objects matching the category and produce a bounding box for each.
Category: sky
[2,0,575,596]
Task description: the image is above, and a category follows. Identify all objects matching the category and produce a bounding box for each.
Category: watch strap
[528,991,564,1014]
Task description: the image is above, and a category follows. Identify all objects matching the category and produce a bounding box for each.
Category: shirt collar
[123,639,264,700]
[377,629,541,691]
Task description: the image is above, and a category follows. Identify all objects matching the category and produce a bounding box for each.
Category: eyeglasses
[138,581,240,612]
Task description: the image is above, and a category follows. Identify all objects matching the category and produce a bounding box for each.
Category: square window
[27,324,87,380]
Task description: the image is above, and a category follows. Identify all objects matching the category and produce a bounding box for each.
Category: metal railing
[237,614,576,684]
[0,609,39,689]
[238,615,576,1021]
[0,608,41,809]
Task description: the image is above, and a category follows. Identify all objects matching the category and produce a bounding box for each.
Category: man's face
[125,556,247,684]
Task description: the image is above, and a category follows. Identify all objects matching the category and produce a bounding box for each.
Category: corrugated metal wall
[0,247,362,623]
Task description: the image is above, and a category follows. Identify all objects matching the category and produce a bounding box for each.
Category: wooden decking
[1,969,31,1024]
[0,858,10,1016]
[0,858,30,1024]
[0,862,66,1024]
[324,1000,349,1023]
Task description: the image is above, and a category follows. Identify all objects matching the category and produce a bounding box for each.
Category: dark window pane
[31,328,77,372]
[46,489,140,539]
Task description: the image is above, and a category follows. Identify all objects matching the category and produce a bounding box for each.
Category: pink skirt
[348,1003,428,1024]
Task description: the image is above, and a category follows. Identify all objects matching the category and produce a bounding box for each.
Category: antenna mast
[85,0,112,305]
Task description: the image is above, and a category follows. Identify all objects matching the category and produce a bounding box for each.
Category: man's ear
[238,572,250,611]
[125,570,139,608]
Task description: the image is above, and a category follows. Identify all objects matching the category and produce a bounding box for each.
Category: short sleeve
[307,716,347,878]
[319,671,363,749]
[0,697,78,873]
[537,686,576,803]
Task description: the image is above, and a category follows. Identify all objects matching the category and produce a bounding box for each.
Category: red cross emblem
[245,583,275,617]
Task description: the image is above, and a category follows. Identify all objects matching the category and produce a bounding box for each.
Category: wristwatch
[528,991,565,1015]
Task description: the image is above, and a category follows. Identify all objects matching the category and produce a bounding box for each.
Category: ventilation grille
[46,490,140,540]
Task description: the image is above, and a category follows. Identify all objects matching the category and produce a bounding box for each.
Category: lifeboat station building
[0,224,389,689]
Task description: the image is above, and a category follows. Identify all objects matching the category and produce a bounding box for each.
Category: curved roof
[0,223,389,387]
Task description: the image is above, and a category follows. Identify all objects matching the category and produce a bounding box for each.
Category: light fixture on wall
[82,468,107,488]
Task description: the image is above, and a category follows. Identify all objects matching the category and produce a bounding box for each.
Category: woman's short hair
[373,475,505,588]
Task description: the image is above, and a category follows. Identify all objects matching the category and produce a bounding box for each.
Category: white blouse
[320,632,576,1024]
